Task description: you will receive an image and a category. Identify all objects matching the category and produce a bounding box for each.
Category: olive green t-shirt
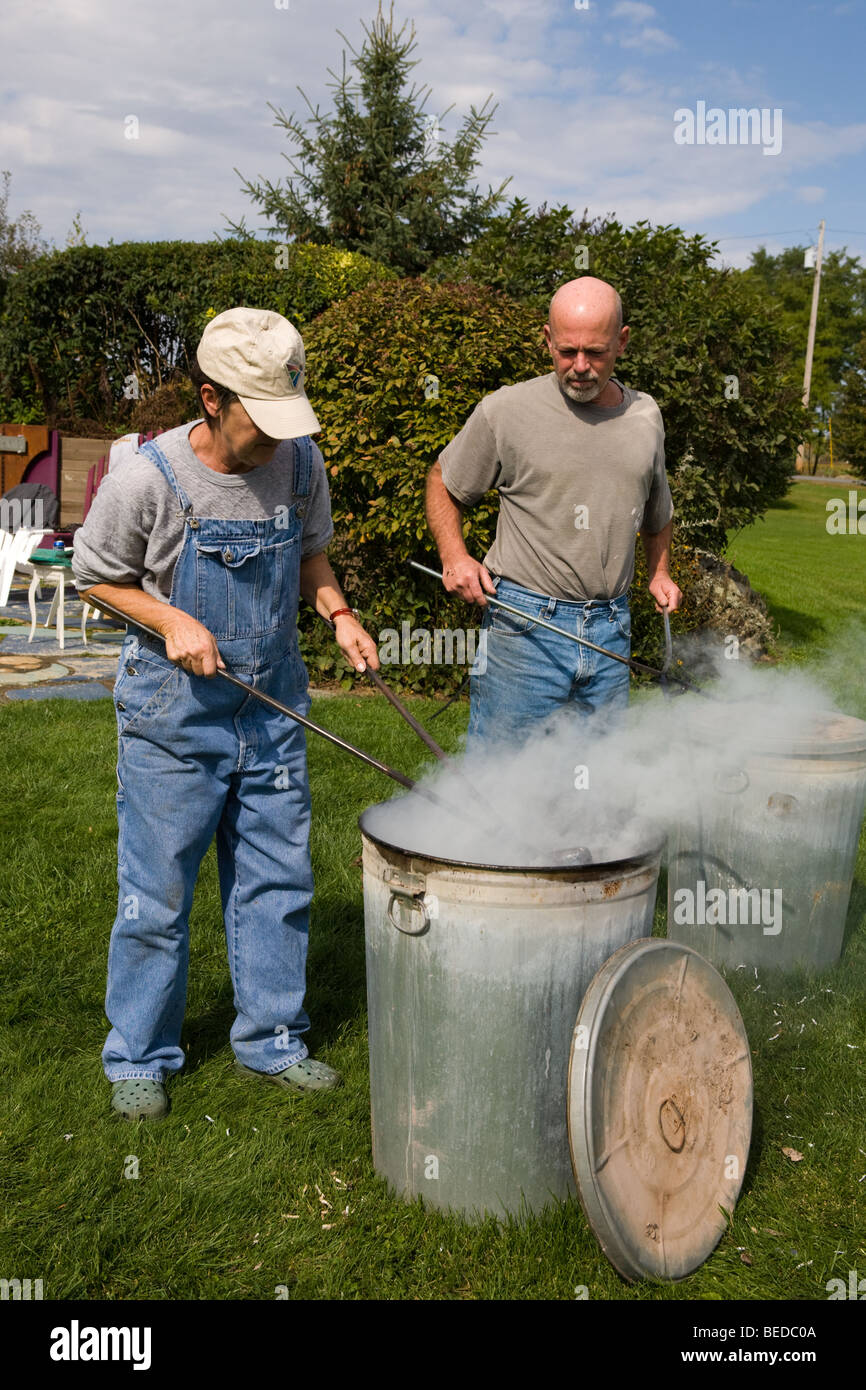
[439,372,674,600]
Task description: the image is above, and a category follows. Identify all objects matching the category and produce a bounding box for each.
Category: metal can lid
[567,938,753,1282]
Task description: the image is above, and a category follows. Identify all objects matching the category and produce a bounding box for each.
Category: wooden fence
[0,424,114,528]
[59,437,113,527]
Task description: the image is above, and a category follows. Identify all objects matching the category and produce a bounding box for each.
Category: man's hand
[425,462,495,606]
[643,522,682,613]
[441,555,497,607]
[648,573,683,614]
[160,610,226,677]
[333,614,380,673]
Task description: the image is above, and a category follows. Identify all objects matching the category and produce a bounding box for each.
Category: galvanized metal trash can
[667,710,866,972]
[359,802,665,1222]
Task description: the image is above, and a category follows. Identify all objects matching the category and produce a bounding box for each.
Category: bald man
[426,276,682,749]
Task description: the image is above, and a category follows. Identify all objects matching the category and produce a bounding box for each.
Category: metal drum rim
[359,807,667,874]
[680,704,866,759]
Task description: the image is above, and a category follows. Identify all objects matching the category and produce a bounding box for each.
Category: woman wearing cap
[74,307,379,1121]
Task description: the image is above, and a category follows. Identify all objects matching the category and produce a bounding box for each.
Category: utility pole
[797,218,825,474]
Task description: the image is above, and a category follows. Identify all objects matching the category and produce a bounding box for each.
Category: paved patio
[0,587,125,705]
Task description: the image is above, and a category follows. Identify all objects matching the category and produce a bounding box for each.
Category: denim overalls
[102,434,316,1082]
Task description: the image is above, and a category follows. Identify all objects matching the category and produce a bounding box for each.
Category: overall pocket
[115,648,179,738]
[193,535,299,638]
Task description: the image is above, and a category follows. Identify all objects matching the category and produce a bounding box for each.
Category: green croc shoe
[110,1078,169,1121]
[235,1058,342,1094]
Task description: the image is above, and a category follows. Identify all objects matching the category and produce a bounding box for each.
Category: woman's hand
[333,614,380,672]
[160,610,226,677]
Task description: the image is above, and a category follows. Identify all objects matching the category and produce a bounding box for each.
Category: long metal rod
[88,596,425,795]
[320,613,537,844]
[410,561,709,698]
[660,607,673,701]
[362,663,450,762]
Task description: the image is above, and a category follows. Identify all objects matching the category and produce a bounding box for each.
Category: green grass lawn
[1,487,865,1301]
[727,481,866,685]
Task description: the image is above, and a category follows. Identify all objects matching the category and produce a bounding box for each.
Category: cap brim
[238,393,321,440]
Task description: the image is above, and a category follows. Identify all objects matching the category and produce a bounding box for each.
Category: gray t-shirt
[72,421,334,602]
[439,372,674,600]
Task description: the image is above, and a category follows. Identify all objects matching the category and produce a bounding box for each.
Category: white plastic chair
[8,530,90,650]
[0,530,13,603]
[0,528,45,607]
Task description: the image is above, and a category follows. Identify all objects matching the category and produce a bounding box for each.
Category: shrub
[0,240,393,430]
[300,276,547,691]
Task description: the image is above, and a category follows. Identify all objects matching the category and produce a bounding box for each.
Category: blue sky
[1,0,864,271]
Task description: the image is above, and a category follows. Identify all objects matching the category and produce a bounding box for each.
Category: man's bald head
[544,277,628,406]
[548,277,623,337]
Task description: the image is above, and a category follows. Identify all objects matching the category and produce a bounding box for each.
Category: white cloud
[620,26,679,51]
[685,62,775,102]
[796,185,826,203]
[481,0,552,21]
[608,1,678,53]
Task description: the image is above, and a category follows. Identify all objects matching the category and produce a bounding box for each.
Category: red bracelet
[329,608,354,622]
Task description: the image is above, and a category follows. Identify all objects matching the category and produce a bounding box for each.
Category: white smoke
[362,629,866,869]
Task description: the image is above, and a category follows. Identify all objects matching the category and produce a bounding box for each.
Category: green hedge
[0,239,393,430]
[0,232,790,698]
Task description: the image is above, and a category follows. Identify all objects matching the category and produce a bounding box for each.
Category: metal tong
[320,613,550,851]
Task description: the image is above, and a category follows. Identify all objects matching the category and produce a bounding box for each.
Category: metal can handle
[387,889,430,935]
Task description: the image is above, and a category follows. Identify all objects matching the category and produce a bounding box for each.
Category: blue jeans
[466,578,632,753]
[102,637,314,1082]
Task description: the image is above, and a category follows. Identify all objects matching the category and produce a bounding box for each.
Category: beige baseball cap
[196,307,321,439]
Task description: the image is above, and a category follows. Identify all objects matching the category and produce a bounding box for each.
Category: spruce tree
[0,171,49,314]
[226,2,509,273]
